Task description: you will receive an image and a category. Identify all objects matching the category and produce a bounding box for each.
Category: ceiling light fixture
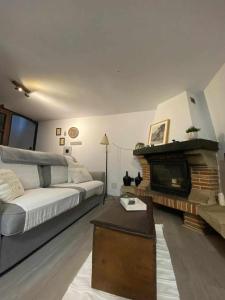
[11,80,31,98]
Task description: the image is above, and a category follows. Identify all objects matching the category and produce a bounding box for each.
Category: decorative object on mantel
[148,119,170,146]
[135,142,145,149]
[186,126,200,140]
[59,137,65,146]
[135,172,143,186]
[68,127,79,138]
[100,133,109,202]
[123,171,133,186]
[56,128,61,136]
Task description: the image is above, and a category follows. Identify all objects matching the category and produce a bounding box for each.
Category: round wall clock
[68,127,79,138]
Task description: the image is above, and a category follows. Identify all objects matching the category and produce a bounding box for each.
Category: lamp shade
[100,134,109,145]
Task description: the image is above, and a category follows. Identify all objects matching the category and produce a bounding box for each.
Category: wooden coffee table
[91,197,156,300]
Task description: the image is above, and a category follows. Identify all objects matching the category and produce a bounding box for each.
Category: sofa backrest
[50,166,68,185]
[0,146,68,189]
[0,160,41,190]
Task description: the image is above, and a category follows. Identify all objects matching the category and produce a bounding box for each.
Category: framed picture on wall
[59,137,65,146]
[148,119,170,145]
[56,128,62,136]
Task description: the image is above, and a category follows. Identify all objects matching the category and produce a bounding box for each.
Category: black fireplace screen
[150,159,191,197]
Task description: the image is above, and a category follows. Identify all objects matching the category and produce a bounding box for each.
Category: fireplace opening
[150,158,191,197]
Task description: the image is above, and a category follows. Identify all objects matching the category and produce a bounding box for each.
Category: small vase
[123,171,132,186]
[135,172,143,186]
[187,131,198,140]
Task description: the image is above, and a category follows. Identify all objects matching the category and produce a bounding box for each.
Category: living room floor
[0,198,224,300]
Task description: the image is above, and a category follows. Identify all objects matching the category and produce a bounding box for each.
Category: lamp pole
[105,143,108,199]
[100,133,109,204]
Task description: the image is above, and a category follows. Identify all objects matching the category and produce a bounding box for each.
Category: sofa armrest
[90,171,105,184]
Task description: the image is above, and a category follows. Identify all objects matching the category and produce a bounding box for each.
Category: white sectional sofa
[0,146,105,274]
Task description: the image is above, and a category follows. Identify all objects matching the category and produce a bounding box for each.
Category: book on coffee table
[120,197,147,211]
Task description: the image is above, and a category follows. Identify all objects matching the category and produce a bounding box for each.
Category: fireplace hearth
[150,157,191,197]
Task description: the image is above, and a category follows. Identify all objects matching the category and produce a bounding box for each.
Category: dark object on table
[91,197,156,300]
[128,199,136,205]
[135,172,143,186]
[123,171,132,186]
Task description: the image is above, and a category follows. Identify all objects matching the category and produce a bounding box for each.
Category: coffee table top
[91,197,155,239]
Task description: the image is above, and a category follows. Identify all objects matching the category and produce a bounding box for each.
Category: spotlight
[11,80,31,98]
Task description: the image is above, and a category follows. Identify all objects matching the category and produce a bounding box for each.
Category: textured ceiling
[0,0,225,121]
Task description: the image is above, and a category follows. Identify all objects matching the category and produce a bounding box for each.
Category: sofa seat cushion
[1,188,80,236]
[51,180,104,200]
[198,205,225,238]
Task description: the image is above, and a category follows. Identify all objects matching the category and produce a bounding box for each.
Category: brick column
[191,165,219,192]
[137,156,150,192]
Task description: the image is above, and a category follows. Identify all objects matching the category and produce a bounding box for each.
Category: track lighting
[11,80,31,98]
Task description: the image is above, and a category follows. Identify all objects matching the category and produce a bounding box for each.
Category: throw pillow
[0,169,24,202]
[66,156,84,183]
[71,167,93,184]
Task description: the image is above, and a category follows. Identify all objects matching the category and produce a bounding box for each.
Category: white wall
[204,63,225,192]
[153,91,216,142]
[153,92,193,142]
[187,91,216,141]
[37,89,217,195]
[37,110,155,196]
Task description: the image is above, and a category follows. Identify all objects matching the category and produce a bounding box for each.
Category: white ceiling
[0,0,225,121]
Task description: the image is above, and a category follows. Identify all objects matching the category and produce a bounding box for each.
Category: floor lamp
[100,133,109,203]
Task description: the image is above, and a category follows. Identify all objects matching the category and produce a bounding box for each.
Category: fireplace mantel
[133,139,218,156]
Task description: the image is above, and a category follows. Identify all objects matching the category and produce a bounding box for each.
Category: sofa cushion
[0,169,24,202]
[65,156,83,183]
[51,180,104,200]
[0,160,40,190]
[50,166,68,185]
[70,167,93,184]
[0,188,80,236]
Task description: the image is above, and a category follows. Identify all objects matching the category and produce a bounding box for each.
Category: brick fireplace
[133,139,219,233]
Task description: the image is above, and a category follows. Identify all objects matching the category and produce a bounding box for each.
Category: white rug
[63,225,180,300]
